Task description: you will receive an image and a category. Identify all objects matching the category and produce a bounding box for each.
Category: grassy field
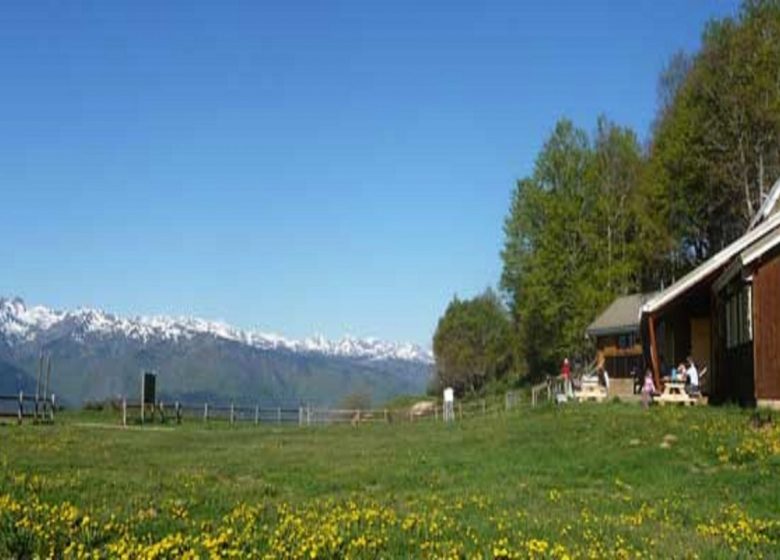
[1,403,778,558]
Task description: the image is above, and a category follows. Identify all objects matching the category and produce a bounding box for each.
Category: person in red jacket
[560,358,572,398]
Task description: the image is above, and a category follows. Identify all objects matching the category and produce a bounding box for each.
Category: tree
[432,290,515,395]
[501,118,644,377]
[644,0,780,278]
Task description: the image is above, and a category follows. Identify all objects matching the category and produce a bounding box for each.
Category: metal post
[230,402,235,425]
[35,353,42,421]
[255,404,259,425]
[175,401,181,424]
[298,406,303,426]
[44,354,52,407]
[50,394,55,421]
[18,390,23,424]
[204,402,209,423]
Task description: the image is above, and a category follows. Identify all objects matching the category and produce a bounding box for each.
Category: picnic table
[656,380,699,406]
[575,377,607,403]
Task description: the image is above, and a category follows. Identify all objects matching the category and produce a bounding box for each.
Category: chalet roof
[749,176,780,230]
[713,224,780,292]
[642,210,780,315]
[587,293,655,336]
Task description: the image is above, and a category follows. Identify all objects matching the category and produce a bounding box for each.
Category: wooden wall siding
[754,253,780,400]
[596,338,643,358]
[690,317,711,371]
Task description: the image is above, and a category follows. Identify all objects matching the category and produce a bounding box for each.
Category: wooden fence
[0,391,56,424]
[117,390,536,428]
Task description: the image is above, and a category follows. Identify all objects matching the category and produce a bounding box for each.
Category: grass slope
[1,403,778,558]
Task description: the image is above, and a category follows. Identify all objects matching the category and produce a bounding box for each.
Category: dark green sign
[142,372,156,405]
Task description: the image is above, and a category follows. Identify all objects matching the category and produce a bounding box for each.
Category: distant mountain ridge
[0,297,433,363]
[0,297,433,406]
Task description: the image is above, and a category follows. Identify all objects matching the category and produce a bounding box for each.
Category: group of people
[560,355,700,407]
[560,358,610,399]
[639,356,700,407]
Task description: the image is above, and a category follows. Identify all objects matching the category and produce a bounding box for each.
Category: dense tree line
[434,0,780,392]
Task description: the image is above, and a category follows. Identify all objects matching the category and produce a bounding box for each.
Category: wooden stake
[122,397,127,427]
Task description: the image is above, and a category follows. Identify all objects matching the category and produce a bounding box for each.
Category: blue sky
[0,1,738,346]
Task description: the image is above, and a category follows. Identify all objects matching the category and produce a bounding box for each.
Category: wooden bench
[575,379,607,403]
[656,381,699,406]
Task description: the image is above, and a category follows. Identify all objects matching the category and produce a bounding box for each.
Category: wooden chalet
[586,293,654,378]
[640,178,780,407]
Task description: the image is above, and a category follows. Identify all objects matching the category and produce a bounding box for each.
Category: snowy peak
[0,297,433,363]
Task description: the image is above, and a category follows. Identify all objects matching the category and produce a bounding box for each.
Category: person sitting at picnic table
[684,357,700,395]
[641,368,656,408]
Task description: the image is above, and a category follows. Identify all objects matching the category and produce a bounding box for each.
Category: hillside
[0,297,433,406]
[1,405,778,557]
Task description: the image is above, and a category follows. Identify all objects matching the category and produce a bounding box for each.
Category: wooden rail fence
[0,391,56,424]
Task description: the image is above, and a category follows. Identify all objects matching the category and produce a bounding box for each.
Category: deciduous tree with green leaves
[432,289,515,395]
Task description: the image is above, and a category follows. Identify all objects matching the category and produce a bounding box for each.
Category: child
[641,369,656,409]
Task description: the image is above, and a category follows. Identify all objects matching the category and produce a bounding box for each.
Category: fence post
[18,390,23,424]
[159,401,165,424]
[122,397,127,427]
[255,404,259,425]
[204,403,209,423]
[230,402,235,425]
[50,394,55,422]
[175,401,181,424]
[307,405,311,426]
[546,379,551,402]
[298,406,303,426]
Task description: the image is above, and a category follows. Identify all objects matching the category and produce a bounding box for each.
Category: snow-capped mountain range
[0,297,433,364]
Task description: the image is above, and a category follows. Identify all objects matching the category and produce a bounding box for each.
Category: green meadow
[1,403,778,558]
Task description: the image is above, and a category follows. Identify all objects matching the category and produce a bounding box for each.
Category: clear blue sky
[0,0,738,346]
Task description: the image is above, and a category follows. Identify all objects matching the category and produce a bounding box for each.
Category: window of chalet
[617,333,637,350]
[725,284,753,349]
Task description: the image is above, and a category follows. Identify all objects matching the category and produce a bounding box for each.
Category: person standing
[641,368,656,408]
[561,358,573,398]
